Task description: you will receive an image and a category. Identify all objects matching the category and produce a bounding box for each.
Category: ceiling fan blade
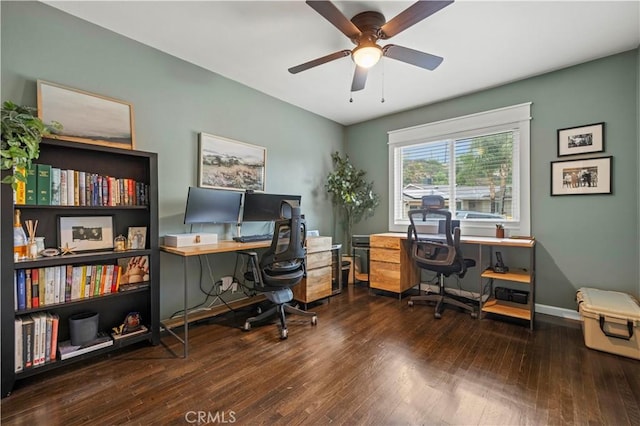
[383,44,443,70]
[380,0,454,39]
[306,1,361,39]
[288,50,351,74]
[351,66,368,92]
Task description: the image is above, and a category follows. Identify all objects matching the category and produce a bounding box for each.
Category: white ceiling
[43,1,640,126]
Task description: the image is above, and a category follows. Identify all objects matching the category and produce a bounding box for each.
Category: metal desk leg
[161,256,189,358]
[182,256,188,357]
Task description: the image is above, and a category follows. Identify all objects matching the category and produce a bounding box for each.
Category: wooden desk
[369,232,536,329]
[160,239,271,357]
[160,236,335,355]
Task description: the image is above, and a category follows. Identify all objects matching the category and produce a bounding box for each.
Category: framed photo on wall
[37,80,136,150]
[557,122,604,157]
[198,132,266,191]
[58,215,114,252]
[550,156,612,196]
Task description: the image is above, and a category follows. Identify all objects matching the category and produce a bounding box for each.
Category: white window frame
[388,103,532,236]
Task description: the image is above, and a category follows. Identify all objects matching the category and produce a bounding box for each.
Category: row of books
[15,264,123,311]
[15,312,59,372]
[14,312,121,371]
[13,164,149,207]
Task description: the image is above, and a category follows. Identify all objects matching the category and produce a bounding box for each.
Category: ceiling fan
[288,0,454,92]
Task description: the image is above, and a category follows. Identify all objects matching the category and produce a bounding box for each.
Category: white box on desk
[164,233,218,248]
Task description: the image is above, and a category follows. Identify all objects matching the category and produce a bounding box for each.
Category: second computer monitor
[183,187,242,224]
[242,192,301,222]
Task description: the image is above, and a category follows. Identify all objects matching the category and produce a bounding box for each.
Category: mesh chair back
[407,208,469,277]
[259,202,307,288]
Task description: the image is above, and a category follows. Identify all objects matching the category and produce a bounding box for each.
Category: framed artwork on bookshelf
[58,215,115,252]
[118,255,150,286]
[37,80,136,150]
[550,156,612,196]
[557,122,604,157]
[127,226,147,250]
[198,132,266,191]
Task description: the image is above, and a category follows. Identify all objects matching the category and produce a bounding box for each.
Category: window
[388,103,531,236]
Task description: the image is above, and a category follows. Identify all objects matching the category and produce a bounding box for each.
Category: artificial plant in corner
[1,100,61,189]
[325,151,380,254]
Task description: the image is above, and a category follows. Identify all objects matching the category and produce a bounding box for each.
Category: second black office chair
[241,201,317,339]
[407,207,478,319]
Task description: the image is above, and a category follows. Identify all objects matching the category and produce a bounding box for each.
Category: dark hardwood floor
[2,286,639,425]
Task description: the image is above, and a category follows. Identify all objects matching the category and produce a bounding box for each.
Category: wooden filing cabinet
[369,233,419,295]
[293,236,333,304]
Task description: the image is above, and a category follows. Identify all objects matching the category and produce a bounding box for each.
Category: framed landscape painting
[37,80,135,149]
[198,132,266,191]
[557,122,604,157]
[550,156,612,196]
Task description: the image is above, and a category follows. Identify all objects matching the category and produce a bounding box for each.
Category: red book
[31,269,39,308]
[50,314,59,361]
[111,265,120,293]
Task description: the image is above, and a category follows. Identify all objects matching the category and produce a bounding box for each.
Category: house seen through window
[388,103,531,236]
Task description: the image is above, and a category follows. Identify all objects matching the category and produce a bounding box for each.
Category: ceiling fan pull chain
[381,58,385,103]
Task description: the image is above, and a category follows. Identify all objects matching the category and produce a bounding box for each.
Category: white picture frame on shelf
[127,226,147,250]
[58,215,114,252]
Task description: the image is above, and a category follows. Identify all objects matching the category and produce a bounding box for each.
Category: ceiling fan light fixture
[352,44,382,68]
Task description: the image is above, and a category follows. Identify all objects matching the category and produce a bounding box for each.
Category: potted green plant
[325,151,380,256]
[1,100,61,189]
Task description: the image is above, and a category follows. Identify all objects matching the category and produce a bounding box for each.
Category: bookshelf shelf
[1,139,159,397]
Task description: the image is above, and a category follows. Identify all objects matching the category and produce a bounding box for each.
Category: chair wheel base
[280,328,288,339]
[242,322,251,331]
[311,316,318,326]
[434,312,442,319]
[408,300,414,307]
[470,312,478,319]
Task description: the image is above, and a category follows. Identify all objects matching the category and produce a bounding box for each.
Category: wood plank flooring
[2,286,639,425]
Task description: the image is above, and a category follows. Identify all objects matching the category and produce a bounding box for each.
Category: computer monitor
[242,192,302,222]
[183,187,242,224]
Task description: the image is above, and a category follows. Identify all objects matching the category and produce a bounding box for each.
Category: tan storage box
[576,287,640,360]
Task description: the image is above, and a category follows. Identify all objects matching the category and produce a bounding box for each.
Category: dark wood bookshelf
[1,139,159,397]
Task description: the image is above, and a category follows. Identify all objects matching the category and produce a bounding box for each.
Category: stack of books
[57,332,113,360]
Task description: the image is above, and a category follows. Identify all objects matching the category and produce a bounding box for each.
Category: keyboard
[233,234,273,243]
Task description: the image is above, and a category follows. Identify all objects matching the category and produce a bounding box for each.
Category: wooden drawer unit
[369,233,419,296]
[293,236,333,304]
[306,250,332,270]
[296,266,332,302]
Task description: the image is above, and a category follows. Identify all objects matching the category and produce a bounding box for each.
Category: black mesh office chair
[407,204,477,319]
[241,201,317,339]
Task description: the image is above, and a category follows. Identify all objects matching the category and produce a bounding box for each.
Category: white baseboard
[535,303,581,321]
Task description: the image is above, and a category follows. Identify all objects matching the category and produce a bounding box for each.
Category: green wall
[1,1,344,317]
[2,1,638,314]
[346,50,639,310]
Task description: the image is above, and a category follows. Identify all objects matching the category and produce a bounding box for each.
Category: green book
[36,164,52,205]
[25,164,37,205]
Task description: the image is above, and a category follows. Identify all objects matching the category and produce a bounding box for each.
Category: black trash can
[341,260,351,287]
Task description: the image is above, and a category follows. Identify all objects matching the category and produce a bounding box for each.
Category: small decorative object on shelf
[59,243,76,256]
[111,312,143,337]
[495,224,505,239]
[24,219,39,259]
[13,209,28,261]
[114,234,127,252]
[127,226,147,250]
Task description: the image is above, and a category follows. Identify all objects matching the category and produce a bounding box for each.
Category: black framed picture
[58,215,115,251]
[550,156,612,196]
[557,122,604,157]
